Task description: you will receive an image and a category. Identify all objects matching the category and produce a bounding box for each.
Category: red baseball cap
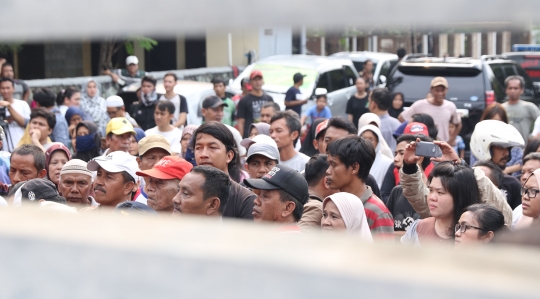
[403,122,429,137]
[250,70,263,80]
[136,156,193,180]
[315,119,329,139]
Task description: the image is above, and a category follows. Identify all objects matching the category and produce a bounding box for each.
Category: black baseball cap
[202,95,228,109]
[243,164,309,205]
[20,178,66,204]
[293,73,306,83]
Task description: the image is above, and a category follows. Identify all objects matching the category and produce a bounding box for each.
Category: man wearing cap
[137,156,192,213]
[134,134,172,204]
[237,70,274,138]
[17,178,66,205]
[284,73,308,117]
[244,164,309,229]
[106,95,139,127]
[201,95,227,123]
[87,151,140,208]
[398,76,461,142]
[313,119,328,154]
[104,117,136,156]
[58,159,98,206]
[103,55,148,88]
[242,137,280,183]
[173,165,231,217]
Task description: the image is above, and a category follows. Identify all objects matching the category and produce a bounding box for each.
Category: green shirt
[222,97,236,126]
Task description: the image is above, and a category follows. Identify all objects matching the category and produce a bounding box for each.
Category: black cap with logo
[21,178,66,204]
[202,95,228,109]
[243,164,309,205]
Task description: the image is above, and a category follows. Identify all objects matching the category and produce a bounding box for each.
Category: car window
[251,64,318,93]
[378,60,392,83]
[316,72,330,91]
[343,66,357,86]
[490,64,506,85]
[503,65,517,77]
[327,70,347,92]
[353,62,364,73]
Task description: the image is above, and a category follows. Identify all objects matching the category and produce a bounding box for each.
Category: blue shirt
[305,106,332,124]
[51,106,71,146]
[284,86,303,116]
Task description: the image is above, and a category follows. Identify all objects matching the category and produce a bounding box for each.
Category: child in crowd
[301,92,332,126]
[448,121,465,159]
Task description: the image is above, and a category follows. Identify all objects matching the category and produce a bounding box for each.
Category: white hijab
[358,124,394,188]
[323,192,373,242]
[358,113,393,159]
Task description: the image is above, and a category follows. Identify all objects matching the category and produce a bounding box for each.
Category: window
[327,70,347,92]
[378,61,392,84]
[343,66,357,86]
[316,72,329,91]
[490,64,505,86]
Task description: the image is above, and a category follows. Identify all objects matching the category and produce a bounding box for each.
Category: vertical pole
[228,33,233,66]
[301,25,307,55]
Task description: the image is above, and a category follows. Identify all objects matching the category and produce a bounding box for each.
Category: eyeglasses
[521,187,540,199]
[455,223,484,234]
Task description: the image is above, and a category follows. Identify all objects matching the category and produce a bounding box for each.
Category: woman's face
[181,133,192,156]
[321,200,346,232]
[86,81,97,97]
[70,114,83,126]
[249,127,259,139]
[455,211,486,246]
[68,92,81,107]
[428,177,454,219]
[49,151,69,185]
[522,174,540,218]
[77,126,89,136]
[392,94,403,109]
[361,130,378,150]
[129,136,139,156]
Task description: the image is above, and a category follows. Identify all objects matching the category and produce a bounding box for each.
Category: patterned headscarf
[80,79,109,136]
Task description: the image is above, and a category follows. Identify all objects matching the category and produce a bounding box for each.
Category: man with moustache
[103,117,137,156]
[58,159,98,206]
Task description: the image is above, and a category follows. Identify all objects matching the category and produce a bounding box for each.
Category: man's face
[260,107,275,124]
[0,81,14,99]
[252,189,287,222]
[138,148,170,171]
[107,132,132,152]
[394,141,408,169]
[430,85,447,103]
[250,77,264,91]
[107,107,125,118]
[173,172,208,215]
[58,173,92,205]
[323,126,350,153]
[154,108,173,127]
[521,159,540,185]
[326,154,355,190]
[314,134,326,154]
[1,65,14,78]
[270,118,296,150]
[127,63,139,75]
[506,79,523,101]
[163,76,176,92]
[146,177,179,212]
[491,145,510,169]
[9,154,40,185]
[141,81,155,95]
[201,106,224,122]
[194,133,233,173]
[30,116,52,141]
[93,167,132,206]
[213,83,226,97]
[245,155,277,179]
[355,78,366,93]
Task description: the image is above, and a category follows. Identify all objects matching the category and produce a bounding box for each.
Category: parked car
[330,51,398,87]
[229,55,359,117]
[502,52,540,85]
[387,55,540,157]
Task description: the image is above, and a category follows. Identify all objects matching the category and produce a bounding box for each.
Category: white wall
[258,27,292,60]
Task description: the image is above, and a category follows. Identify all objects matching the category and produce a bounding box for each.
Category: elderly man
[58,159,98,206]
[137,156,193,213]
[87,151,140,207]
[134,134,172,203]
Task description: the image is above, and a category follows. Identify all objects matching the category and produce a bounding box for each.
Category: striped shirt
[359,186,395,239]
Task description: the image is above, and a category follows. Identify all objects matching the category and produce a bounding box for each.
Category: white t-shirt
[281,152,310,172]
[5,99,31,152]
[144,126,182,154]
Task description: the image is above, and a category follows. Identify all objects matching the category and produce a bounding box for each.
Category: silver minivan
[229,55,359,117]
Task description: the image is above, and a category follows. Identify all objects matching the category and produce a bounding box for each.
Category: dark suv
[387,55,539,155]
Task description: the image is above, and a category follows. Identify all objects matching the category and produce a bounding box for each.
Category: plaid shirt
[360,186,395,239]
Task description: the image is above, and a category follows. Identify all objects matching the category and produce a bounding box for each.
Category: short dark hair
[326,136,375,181]
[279,189,303,222]
[412,113,438,140]
[262,101,281,112]
[156,100,175,115]
[211,77,226,85]
[34,88,57,108]
[191,166,231,213]
[524,138,540,159]
[370,88,393,111]
[304,154,329,187]
[30,107,56,130]
[0,77,14,87]
[270,110,301,138]
[11,144,46,172]
[1,62,13,70]
[396,134,433,170]
[465,203,506,236]
[480,103,508,123]
[164,72,178,81]
[316,94,327,101]
[397,48,406,58]
[523,152,540,165]
[505,75,524,88]
[364,59,373,65]
[55,87,79,107]
[474,159,504,188]
[142,76,157,86]
[327,117,357,135]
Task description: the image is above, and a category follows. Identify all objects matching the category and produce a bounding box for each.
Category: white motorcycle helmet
[470,119,525,160]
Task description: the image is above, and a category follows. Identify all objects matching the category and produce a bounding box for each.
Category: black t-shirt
[386,185,420,231]
[501,174,522,210]
[345,94,369,129]
[223,180,256,220]
[380,165,397,204]
[284,86,302,116]
[132,101,158,131]
[237,93,274,138]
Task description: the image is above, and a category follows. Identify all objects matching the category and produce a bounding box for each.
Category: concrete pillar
[487,32,497,55]
[371,35,378,52]
[321,36,326,56]
[438,34,448,57]
[344,37,350,52]
[352,36,357,51]
[82,40,92,76]
[422,34,428,54]
[454,33,465,57]
[502,31,511,53]
[133,43,145,70]
[471,32,482,59]
[301,25,307,55]
[176,35,186,69]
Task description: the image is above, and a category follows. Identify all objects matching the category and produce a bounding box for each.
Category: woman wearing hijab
[358,113,393,159]
[248,123,270,138]
[45,144,71,188]
[80,79,109,137]
[65,106,87,139]
[389,92,404,119]
[73,121,102,162]
[180,125,198,158]
[358,125,394,188]
[321,192,373,242]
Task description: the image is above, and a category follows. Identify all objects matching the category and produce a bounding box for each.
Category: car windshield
[252,63,318,94]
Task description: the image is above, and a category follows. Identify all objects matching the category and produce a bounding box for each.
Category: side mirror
[379,75,387,85]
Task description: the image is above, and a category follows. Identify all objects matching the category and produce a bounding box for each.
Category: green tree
[99,37,158,72]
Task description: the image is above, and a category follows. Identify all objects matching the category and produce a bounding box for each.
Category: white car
[331,51,398,87]
[229,55,359,117]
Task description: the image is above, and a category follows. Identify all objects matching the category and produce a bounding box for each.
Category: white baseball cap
[106,95,125,108]
[87,151,140,182]
[246,142,280,163]
[240,134,276,149]
[126,55,139,65]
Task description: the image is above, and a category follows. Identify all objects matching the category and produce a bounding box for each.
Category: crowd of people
[1,55,540,248]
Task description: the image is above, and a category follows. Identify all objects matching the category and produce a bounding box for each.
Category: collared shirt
[359,186,395,239]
